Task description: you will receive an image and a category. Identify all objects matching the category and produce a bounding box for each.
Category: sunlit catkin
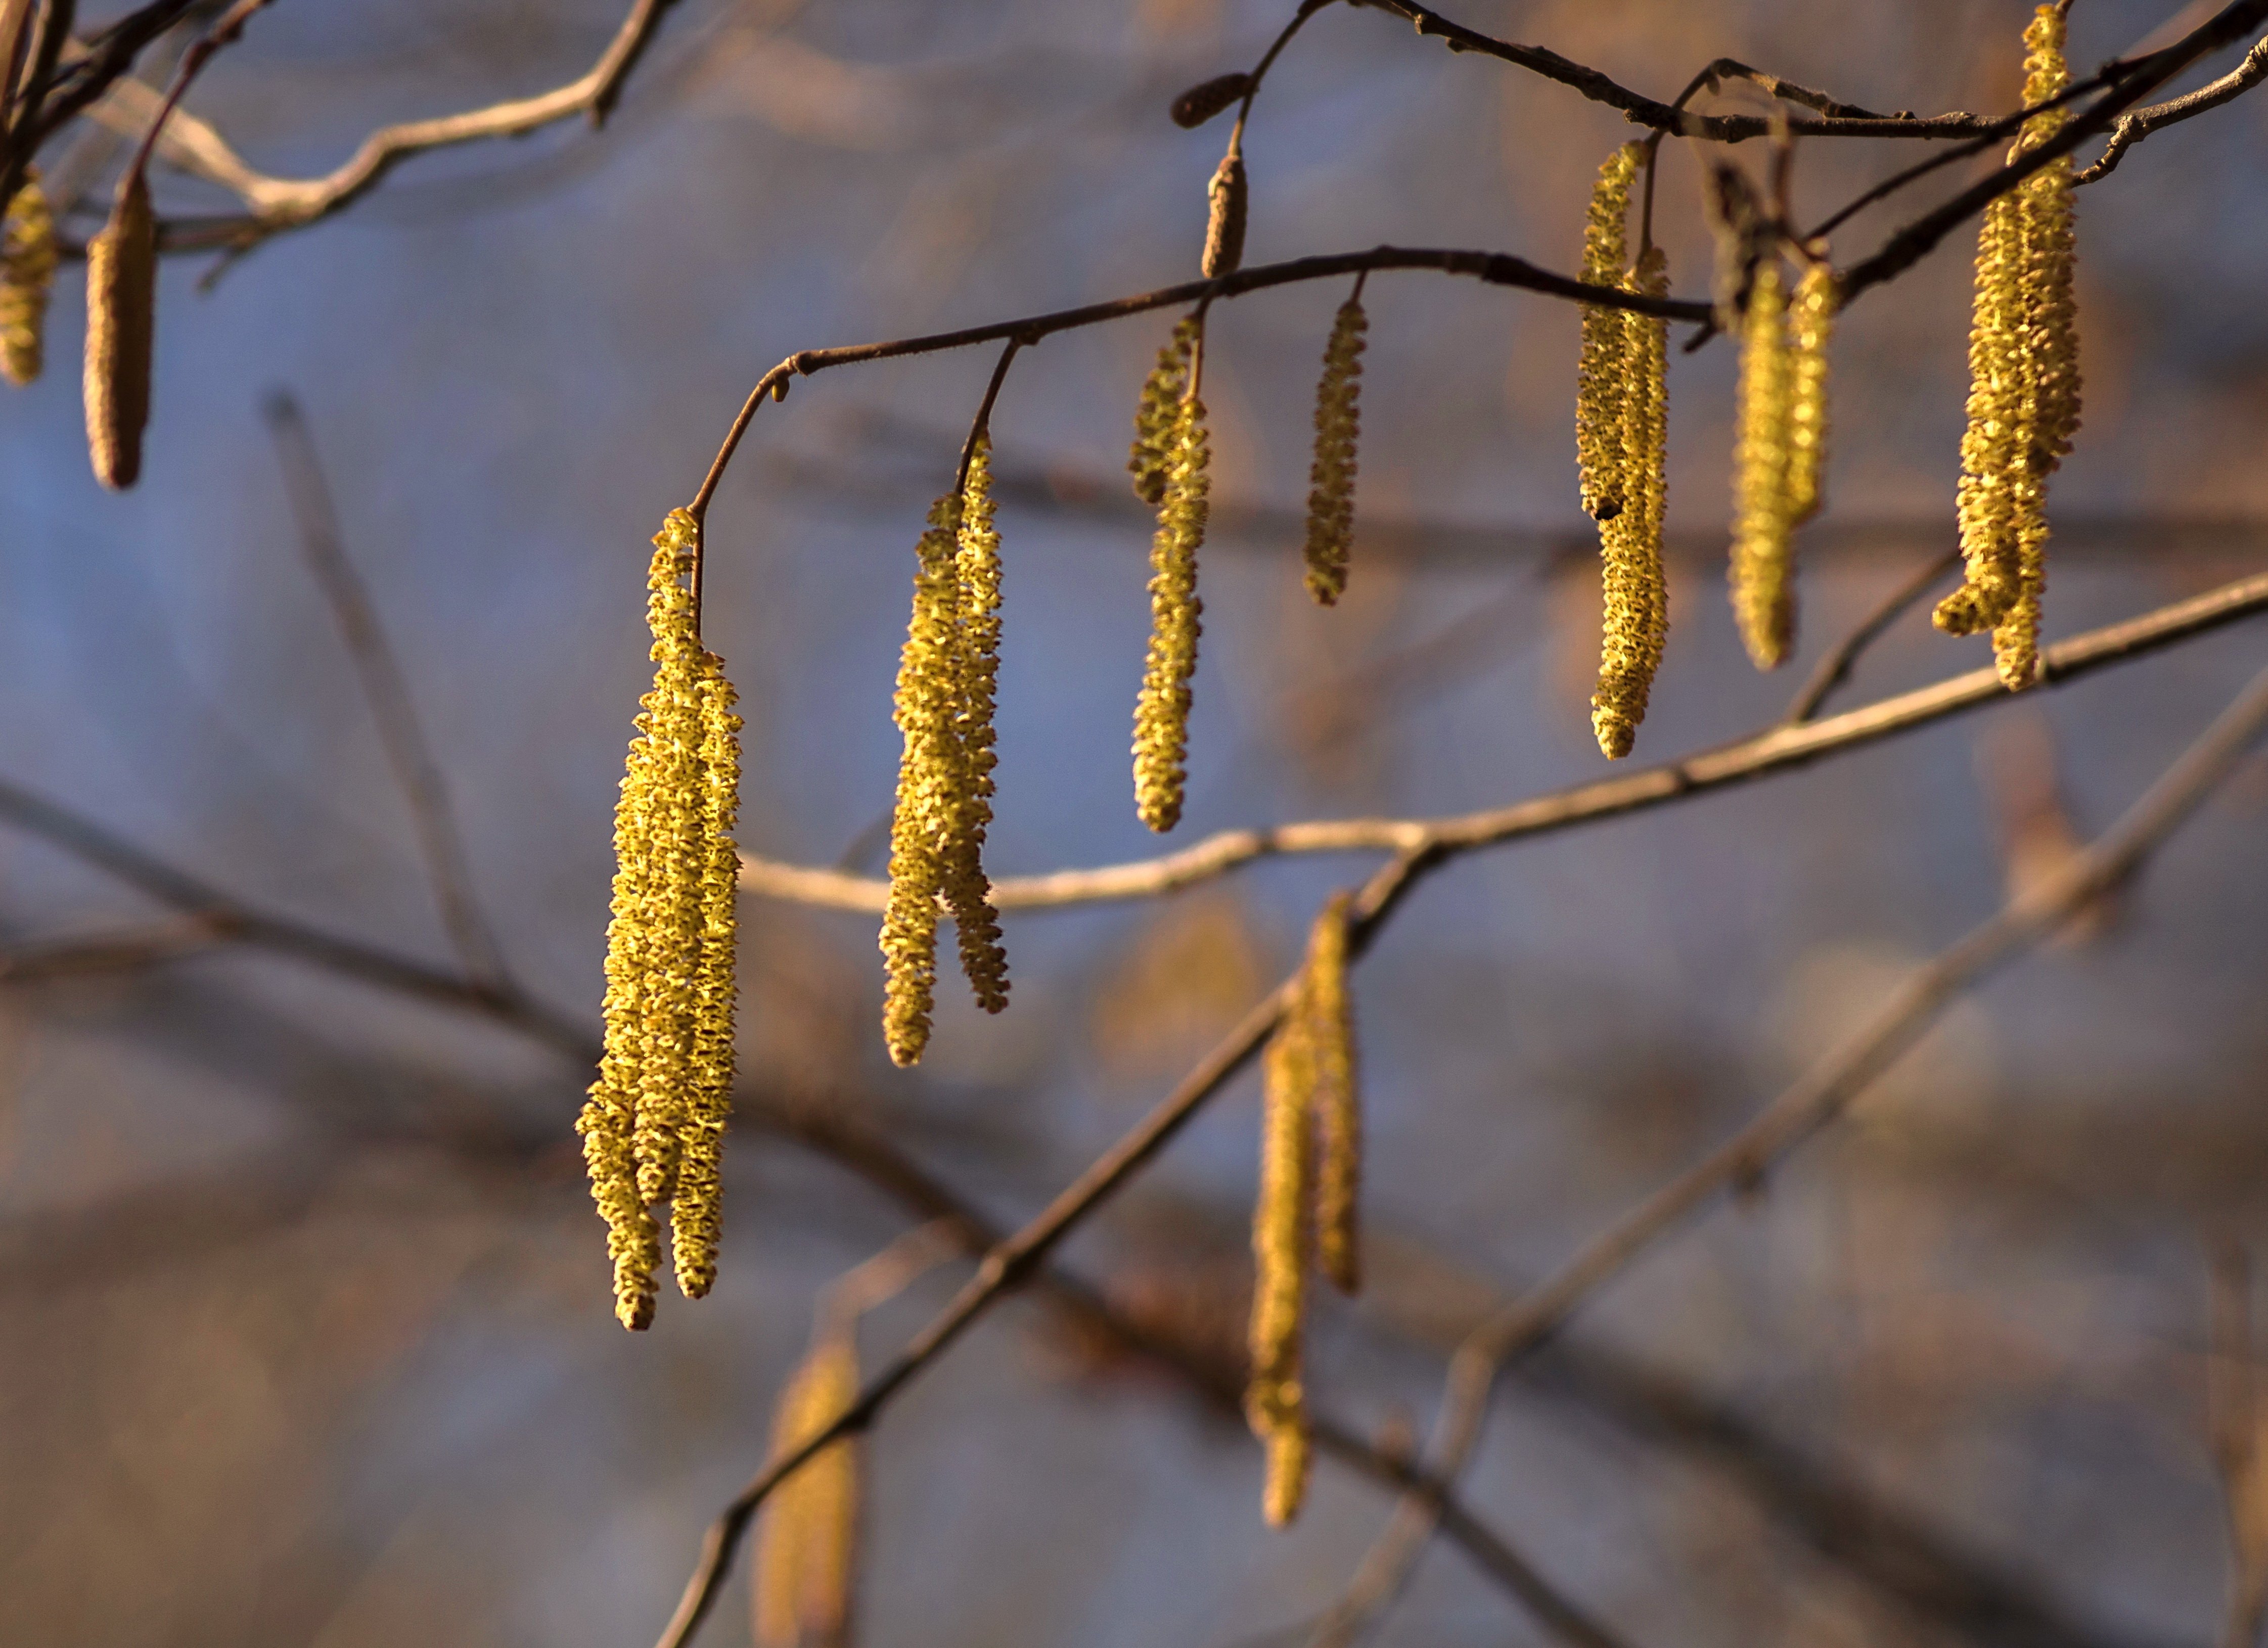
[579,510,743,1330]
[1937,4,2081,692]
[1132,382,1209,833]
[84,172,155,490]
[1730,260,1798,670]
[1576,143,1644,523]
[1202,140,1248,279]
[0,169,57,387]
[752,1332,861,1648]
[1301,293,1366,606]
[1128,318,1197,505]
[880,494,965,1066]
[1305,893,1360,1296]
[947,435,1009,1013]
[1249,1000,1314,1527]
[1590,247,1669,761]
[1785,263,1837,530]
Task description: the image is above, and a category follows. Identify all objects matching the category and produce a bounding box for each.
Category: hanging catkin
[1729,260,1798,670]
[1784,262,1838,530]
[84,172,155,491]
[1301,291,1366,606]
[1936,4,2081,692]
[1202,138,1248,279]
[880,494,966,1067]
[579,510,743,1330]
[946,434,1009,1013]
[1590,247,1670,761]
[1131,345,1209,834]
[0,168,57,387]
[752,1331,861,1648]
[1128,318,1198,505]
[1305,893,1360,1297]
[1248,994,1313,1527]
[1576,143,1644,523]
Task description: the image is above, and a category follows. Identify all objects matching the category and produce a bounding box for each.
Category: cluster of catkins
[0,165,159,489]
[1576,2,2077,761]
[579,509,744,1331]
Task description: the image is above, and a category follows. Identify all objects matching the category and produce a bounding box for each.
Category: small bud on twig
[84,173,156,490]
[1171,71,1252,128]
[1201,145,1247,279]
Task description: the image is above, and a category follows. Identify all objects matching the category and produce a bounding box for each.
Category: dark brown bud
[1171,72,1251,129]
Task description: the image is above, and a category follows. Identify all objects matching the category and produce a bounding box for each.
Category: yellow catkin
[1784,262,1838,529]
[880,493,964,1067]
[1938,4,2081,692]
[84,171,155,491]
[672,655,742,1300]
[1590,247,1670,760]
[752,1333,861,1648]
[0,168,57,387]
[1576,143,1644,523]
[1129,318,1198,504]
[1301,294,1366,606]
[1132,383,1209,833]
[579,510,742,1330]
[1249,1002,1313,1527]
[1730,260,1798,670]
[945,435,1010,1014]
[1305,893,1360,1297]
[1202,142,1247,279]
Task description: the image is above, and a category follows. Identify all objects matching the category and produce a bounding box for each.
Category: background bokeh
[3,2,2267,1644]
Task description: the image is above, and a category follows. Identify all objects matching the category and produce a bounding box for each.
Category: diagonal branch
[2076,32,2268,182]
[738,566,2268,914]
[1317,659,2268,1644]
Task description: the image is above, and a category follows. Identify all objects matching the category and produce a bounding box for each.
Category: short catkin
[1301,292,1367,606]
[1590,246,1670,761]
[1729,260,1798,670]
[1936,4,2081,691]
[0,168,58,387]
[752,1332,861,1648]
[1131,351,1209,834]
[84,172,156,490]
[578,510,743,1330]
[1202,141,1248,279]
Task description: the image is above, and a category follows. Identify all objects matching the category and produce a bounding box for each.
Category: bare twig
[1782,548,1963,724]
[739,567,2268,914]
[1318,661,2268,1645]
[0,911,235,980]
[2077,33,2268,182]
[264,390,513,993]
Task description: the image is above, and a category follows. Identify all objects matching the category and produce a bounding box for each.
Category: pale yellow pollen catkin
[880,493,965,1067]
[1305,893,1360,1297]
[1938,4,2081,693]
[579,510,742,1329]
[1784,263,1839,530]
[1132,375,1209,834]
[1590,247,1670,760]
[752,1332,862,1648]
[1,168,58,388]
[946,434,1010,1014]
[1248,997,1313,1527]
[1730,259,1799,670]
[1301,294,1366,606]
[84,171,155,491]
[1576,143,1644,523]
[1129,318,1198,505]
[1202,140,1248,279]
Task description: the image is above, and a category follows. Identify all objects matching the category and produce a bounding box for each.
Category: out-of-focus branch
[2078,33,2268,182]
[263,390,512,993]
[739,567,2268,914]
[0,911,234,979]
[2211,1244,2268,1648]
[1316,661,2268,1645]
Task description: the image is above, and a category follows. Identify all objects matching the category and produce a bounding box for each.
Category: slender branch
[0,912,234,980]
[26,0,193,149]
[0,0,73,217]
[1319,661,2268,1644]
[263,390,514,993]
[2077,32,2268,182]
[1782,548,1962,724]
[739,567,2268,915]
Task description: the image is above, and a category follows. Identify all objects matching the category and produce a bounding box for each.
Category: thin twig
[1318,661,2268,1644]
[1782,548,1963,724]
[2077,33,2268,182]
[263,390,513,993]
[738,567,2268,914]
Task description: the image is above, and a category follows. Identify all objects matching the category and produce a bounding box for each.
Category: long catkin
[84,172,155,491]
[579,510,742,1329]
[1576,143,1644,523]
[752,1333,861,1648]
[1249,1002,1313,1527]
[1730,260,1798,670]
[946,435,1010,1013]
[1305,894,1360,1296]
[1,168,57,387]
[1128,319,1197,505]
[1132,379,1209,833]
[1937,4,2081,691]
[1590,246,1670,760]
[1301,293,1367,606]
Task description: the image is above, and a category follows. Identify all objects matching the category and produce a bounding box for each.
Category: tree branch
[2076,32,2268,183]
